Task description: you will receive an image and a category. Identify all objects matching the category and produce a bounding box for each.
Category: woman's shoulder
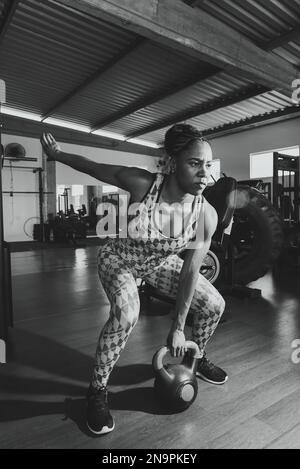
[127,169,158,203]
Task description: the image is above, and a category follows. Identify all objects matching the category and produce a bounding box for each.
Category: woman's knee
[112,292,140,329]
[126,301,140,327]
[193,287,225,321]
[205,292,225,322]
[121,309,139,330]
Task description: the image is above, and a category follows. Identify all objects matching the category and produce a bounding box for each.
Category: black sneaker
[196,355,228,385]
[86,385,115,435]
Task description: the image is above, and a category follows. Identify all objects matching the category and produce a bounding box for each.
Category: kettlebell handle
[152,340,201,374]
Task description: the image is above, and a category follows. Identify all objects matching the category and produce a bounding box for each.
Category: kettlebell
[152,340,201,412]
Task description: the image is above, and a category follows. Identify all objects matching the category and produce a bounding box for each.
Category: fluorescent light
[91,129,126,141]
[0,105,162,149]
[0,80,6,104]
[43,117,91,133]
[1,106,42,121]
[127,137,162,149]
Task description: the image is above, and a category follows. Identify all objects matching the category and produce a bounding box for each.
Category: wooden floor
[1,246,300,449]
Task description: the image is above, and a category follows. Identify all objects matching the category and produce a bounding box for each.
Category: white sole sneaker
[87,420,115,435]
[196,372,228,385]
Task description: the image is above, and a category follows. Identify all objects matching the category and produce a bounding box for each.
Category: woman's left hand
[167,328,187,358]
[40,133,61,161]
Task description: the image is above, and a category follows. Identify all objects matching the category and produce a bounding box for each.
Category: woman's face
[174,140,213,195]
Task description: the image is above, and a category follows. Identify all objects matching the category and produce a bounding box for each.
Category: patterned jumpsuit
[92,173,225,389]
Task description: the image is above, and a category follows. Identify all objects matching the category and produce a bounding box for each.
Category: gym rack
[273,152,300,225]
[2,161,54,242]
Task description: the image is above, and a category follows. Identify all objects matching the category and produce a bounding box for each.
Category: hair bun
[164,123,203,157]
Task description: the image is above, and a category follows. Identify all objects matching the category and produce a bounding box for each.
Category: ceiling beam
[202,105,300,139]
[91,65,219,131]
[184,0,300,52]
[1,114,161,156]
[41,37,146,121]
[182,0,200,6]
[184,0,206,7]
[0,0,20,48]
[54,0,299,93]
[262,27,300,51]
[126,84,267,139]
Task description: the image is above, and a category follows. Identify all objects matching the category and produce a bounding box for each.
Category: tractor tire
[230,185,284,285]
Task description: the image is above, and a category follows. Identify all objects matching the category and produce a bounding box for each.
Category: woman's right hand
[40,133,61,161]
[167,328,187,358]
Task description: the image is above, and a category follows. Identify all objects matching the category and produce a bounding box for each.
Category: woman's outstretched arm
[40,133,153,194]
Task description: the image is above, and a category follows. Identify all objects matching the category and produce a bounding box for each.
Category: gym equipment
[69,204,75,215]
[231,184,284,285]
[58,188,71,215]
[272,151,300,267]
[238,179,271,201]
[4,142,26,159]
[201,176,237,287]
[2,163,53,243]
[200,250,220,284]
[273,152,300,225]
[47,196,89,244]
[48,213,87,244]
[80,204,87,216]
[185,178,284,286]
[152,340,201,412]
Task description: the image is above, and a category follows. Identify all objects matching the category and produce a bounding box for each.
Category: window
[210,159,221,182]
[102,185,119,194]
[71,185,83,196]
[250,146,299,179]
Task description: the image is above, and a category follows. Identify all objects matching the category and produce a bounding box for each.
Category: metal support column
[34,168,45,242]
[0,80,9,363]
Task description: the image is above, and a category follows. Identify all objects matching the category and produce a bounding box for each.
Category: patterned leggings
[92,252,225,390]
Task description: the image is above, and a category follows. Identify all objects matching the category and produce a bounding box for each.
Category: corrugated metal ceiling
[0,0,298,147]
[138,90,295,144]
[51,42,215,127]
[103,73,255,136]
[0,0,138,113]
[193,0,300,67]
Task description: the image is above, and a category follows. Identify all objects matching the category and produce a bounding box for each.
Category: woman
[41,124,227,436]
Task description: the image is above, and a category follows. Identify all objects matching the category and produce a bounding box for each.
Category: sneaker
[196,355,228,385]
[86,385,115,435]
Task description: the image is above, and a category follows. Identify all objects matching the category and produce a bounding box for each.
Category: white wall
[2,135,42,242]
[210,118,300,180]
